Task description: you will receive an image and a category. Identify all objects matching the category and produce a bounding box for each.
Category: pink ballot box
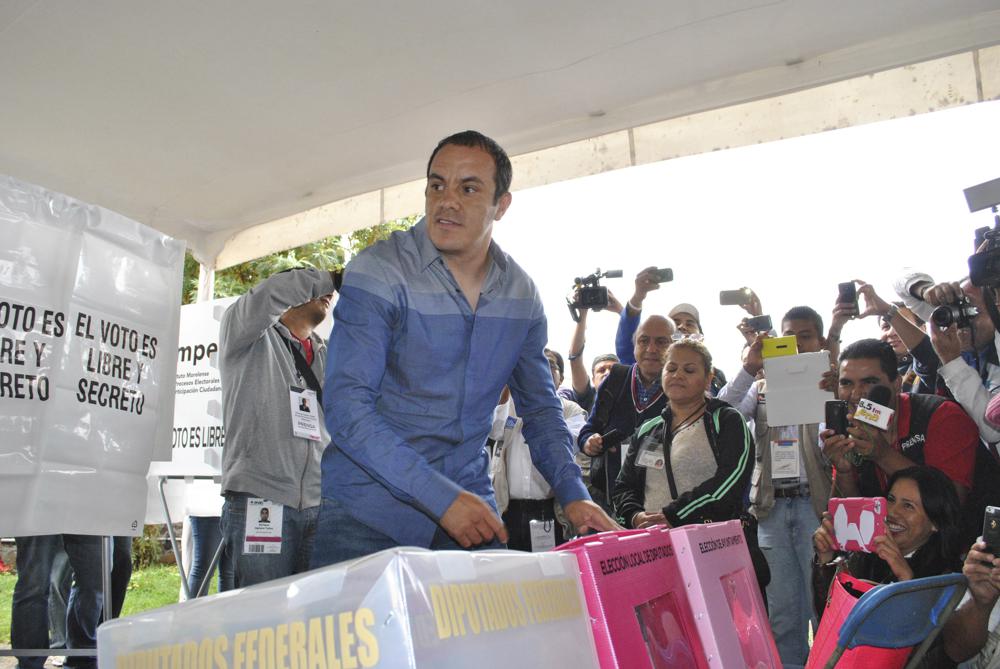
[557,526,708,669]
[669,520,781,668]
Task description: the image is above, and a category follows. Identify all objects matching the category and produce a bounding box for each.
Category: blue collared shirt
[321,219,588,547]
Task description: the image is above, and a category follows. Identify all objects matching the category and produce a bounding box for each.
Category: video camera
[567,268,622,322]
[964,177,1000,331]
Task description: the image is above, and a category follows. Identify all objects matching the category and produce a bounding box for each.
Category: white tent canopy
[2,1,1000,267]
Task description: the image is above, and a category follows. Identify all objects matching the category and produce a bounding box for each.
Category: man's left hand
[846,421,891,462]
[563,499,622,535]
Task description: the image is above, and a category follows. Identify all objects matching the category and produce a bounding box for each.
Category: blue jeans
[220,492,318,588]
[310,496,504,568]
[758,496,819,665]
[13,535,112,669]
[48,541,72,650]
[187,516,235,596]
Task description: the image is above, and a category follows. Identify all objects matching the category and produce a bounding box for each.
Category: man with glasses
[578,315,674,512]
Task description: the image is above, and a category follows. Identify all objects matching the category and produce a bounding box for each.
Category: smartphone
[652,268,673,283]
[983,506,1000,554]
[838,281,859,312]
[825,400,849,436]
[601,428,624,452]
[828,497,887,552]
[719,288,751,306]
[761,335,797,359]
[745,314,772,332]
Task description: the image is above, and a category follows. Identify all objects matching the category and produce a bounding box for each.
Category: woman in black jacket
[613,339,754,529]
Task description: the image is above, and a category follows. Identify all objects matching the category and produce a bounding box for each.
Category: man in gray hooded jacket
[219,267,339,587]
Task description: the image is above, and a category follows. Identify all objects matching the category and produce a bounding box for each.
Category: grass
[1,564,219,646]
[0,571,12,646]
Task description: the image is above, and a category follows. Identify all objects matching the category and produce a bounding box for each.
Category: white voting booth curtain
[0,175,183,537]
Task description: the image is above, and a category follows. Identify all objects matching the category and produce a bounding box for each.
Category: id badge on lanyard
[289,385,321,441]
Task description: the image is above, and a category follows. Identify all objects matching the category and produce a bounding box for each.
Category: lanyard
[277,328,322,404]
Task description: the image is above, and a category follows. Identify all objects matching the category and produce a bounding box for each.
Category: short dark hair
[886,466,962,565]
[543,348,564,379]
[427,130,512,204]
[782,306,824,336]
[839,338,899,380]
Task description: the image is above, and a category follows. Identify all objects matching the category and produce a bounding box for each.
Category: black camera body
[568,268,623,321]
[931,297,979,329]
[970,246,1000,288]
[575,285,610,310]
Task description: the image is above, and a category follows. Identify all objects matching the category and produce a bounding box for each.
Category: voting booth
[97,547,601,669]
[0,175,183,537]
[557,526,707,669]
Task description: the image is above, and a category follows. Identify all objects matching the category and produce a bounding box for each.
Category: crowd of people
[9,129,1000,669]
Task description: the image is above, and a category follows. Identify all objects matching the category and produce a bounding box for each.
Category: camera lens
[931,305,956,328]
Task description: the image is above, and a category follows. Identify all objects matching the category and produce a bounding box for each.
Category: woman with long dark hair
[812,465,962,617]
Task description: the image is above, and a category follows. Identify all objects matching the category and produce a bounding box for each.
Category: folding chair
[823,572,967,669]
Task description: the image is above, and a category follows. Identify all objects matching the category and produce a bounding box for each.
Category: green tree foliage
[181,215,418,304]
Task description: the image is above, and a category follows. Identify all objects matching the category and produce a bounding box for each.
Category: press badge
[529,519,556,552]
[289,385,321,441]
[636,442,666,470]
[243,498,283,555]
[770,438,801,479]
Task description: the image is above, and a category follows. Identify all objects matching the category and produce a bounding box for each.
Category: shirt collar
[413,216,509,274]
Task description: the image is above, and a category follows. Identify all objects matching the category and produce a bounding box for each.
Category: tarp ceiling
[2,1,1000,266]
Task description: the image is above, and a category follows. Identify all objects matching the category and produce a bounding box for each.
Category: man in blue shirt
[310,130,618,564]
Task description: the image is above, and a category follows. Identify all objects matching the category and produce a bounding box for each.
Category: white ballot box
[98,547,601,669]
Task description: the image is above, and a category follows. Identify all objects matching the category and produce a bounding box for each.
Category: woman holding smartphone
[812,465,962,618]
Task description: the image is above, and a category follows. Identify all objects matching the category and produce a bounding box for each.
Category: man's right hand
[742,334,766,376]
[628,266,661,315]
[439,491,509,548]
[739,289,762,317]
[820,429,856,472]
[920,281,964,306]
[583,433,605,456]
[964,542,1000,609]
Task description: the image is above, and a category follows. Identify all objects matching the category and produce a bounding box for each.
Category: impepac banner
[0,174,184,536]
[98,547,602,669]
[170,297,236,461]
[145,296,235,525]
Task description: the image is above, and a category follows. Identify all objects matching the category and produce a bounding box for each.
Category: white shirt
[490,397,587,500]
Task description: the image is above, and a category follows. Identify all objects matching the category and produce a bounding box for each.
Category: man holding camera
[894,272,1000,443]
[309,131,617,565]
[718,304,833,665]
[561,284,623,413]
